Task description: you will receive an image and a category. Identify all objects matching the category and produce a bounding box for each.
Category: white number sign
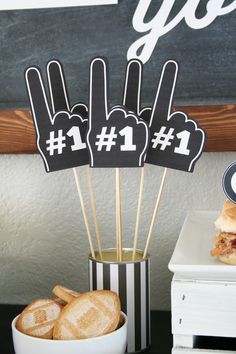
[46,126,87,156]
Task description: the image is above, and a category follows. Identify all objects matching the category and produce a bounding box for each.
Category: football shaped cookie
[53,290,120,340]
[16,298,62,339]
[52,285,80,304]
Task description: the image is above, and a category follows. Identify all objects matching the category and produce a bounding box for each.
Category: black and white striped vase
[89,249,150,353]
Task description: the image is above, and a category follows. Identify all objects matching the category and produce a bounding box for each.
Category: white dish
[168,211,236,281]
[12,312,127,354]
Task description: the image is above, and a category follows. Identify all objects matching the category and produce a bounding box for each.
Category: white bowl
[12,312,127,354]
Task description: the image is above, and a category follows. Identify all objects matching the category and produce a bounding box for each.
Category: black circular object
[222,161,236,203]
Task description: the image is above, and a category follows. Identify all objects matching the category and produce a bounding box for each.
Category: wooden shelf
[0,104,235,153]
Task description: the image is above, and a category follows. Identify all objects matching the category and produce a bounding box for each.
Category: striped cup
[89,249,150,353]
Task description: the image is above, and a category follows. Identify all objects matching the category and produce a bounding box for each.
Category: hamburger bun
[215,200,236,233]
[219,253,236,265]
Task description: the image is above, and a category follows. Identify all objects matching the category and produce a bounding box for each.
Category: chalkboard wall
[0,0,235,109]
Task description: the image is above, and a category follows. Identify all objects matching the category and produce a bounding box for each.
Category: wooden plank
[172,349,234,354]
[173,334,196,348]
[0,110,36,154]
[0,104,235,153]
[172,279,236,338]
[177,104,236,152]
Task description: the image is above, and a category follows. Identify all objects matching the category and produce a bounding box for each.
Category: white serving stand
[169,211,236,354]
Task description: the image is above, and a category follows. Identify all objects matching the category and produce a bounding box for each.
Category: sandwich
[211,200,236,265]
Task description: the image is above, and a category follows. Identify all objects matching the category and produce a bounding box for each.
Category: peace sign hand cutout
[122,59,152,122]
[25,60,88,172]
[86,58,149,168]
[146,60,206,172]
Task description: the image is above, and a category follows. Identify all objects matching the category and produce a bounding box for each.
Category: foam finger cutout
[146,60,206,172]
[25,60,89,172]
[86,57,150,168]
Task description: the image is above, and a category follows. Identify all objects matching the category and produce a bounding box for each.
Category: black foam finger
[149,60,178,128]
[146,109,205,172]
[47,60,70,114]
[89,57,109,126]
[71,103,88,119]
[25,66,53,132]
[140,107,152,124]
[123,59,142,114]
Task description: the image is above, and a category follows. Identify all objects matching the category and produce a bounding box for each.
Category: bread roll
[212,200,236,264]
[215,200,236,233]
[219,253,236,265]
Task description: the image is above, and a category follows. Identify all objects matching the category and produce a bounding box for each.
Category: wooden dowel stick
[86,167,103,260]
[132,167,145,261]
[116,184,119,261]
[117,168,122,262]
[73,168,95,259]
[116,168,122,262]
[118,187,122,261]
[115,170,120,261]
[143,168,168,259]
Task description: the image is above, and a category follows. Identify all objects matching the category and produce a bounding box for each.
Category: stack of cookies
[16,286,121,340]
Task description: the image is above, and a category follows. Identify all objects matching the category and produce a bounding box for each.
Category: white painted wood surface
[172,278,236,338]
[173,334,196,348]
[170,212,236,353]
[0,0,118,11]
[168,212,236,282]
[172,348,235,354]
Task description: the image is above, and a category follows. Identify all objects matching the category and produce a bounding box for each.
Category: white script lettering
[127,0,236,64]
